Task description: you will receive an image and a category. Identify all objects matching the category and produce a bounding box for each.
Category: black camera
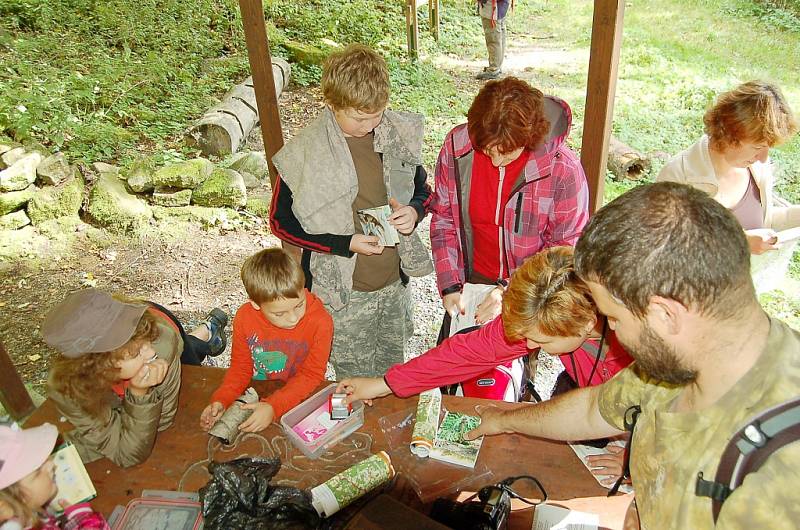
[429,485,511,530]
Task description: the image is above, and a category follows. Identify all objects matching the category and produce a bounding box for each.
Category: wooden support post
[0,341,35,420]
[429,0,440,42]
[580,0,625,213]
[406,0,419,60]
[239,0,284,188]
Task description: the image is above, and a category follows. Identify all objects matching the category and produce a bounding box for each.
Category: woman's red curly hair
[467,77,550,153]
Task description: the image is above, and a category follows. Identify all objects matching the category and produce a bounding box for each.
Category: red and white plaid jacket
[430,95,589,294]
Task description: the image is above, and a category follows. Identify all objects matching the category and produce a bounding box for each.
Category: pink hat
[42,288,148,358]
[0,423,58,490]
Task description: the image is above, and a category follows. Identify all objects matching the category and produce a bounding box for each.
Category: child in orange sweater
[199,248,333,433]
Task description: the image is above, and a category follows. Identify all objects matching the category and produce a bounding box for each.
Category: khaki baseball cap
[42,288,148,357]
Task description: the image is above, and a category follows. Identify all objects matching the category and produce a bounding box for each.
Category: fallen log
[186,58,291,156]
[607,136,651,181]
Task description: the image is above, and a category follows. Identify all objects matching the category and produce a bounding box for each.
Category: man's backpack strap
[695,397,800,524]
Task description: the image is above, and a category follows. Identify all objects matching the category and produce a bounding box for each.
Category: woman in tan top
[657,80,799,254]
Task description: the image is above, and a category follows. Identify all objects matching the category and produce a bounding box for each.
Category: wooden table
[27,365,607,528]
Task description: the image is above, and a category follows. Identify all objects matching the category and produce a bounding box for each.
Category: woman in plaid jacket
[431,77,589,329]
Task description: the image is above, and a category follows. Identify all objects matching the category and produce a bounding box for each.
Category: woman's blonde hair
[321,44,390,112]
[704,80,797,151]
[502,247,596,341]
[0,483,41,528]
[47,311,160,418]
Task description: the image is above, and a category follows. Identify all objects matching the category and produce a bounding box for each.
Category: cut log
[607,136,651,181]
[186,58,291,156]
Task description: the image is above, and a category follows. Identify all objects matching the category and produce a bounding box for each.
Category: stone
[125,158,157,193]
[0,139,20,158]
[151,205,240,225]
[0,210,30,230]
[245,190,272,218]
[88,172,153,231]
[1,147,27,169]
[93,162,121,176]
[36,152,73,186]
[240,171,261,189]
[151,187,192,207]
[153,158,214,189]
[0,186,35,216]
[27,173,84,225]
[191,168,247,208]
[282,39,330,66]
[0,152,42,192]
[37,216,84,238]
[227,151,268,181]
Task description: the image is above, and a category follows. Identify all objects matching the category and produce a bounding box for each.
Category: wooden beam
[0,341,35,420]
[239,0,284,188]
[580,0,625,213]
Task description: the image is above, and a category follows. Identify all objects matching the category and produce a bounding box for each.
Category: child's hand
[350,234,385,255]
[475,286,503,325]
[336,377,391,405]
[200,401,225,431]
[238,402,274,432]
[128,358,169,395]
[388,198,418,235]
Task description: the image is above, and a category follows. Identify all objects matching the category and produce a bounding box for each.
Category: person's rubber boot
[476,68,502,80]
[203,308,228,357]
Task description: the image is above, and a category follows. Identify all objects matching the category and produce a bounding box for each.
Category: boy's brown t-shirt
[346,133,401,292]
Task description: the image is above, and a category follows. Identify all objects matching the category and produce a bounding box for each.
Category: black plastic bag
[200,457,320,530]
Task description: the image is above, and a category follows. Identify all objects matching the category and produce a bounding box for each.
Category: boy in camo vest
[270,44,433,378]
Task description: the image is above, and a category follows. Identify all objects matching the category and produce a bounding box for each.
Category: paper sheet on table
[449,283,496,335]
[569,439,633,494]
[410,388,441,457]
[533,503,599,530]
[429,411,483,468]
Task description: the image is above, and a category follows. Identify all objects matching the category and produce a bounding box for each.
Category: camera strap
[608,404,641,496]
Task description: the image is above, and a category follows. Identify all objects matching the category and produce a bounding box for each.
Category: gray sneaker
[476,69,502,80]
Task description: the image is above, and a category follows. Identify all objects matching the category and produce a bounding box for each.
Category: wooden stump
[607,137,651,180]
[186,58,291,157]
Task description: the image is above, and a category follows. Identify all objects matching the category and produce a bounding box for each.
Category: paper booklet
[48,443,97,513]
[777,226,800,244]
[357,204,400,246]
[568,439,633,494]
[533,503,599,530]
[449,283,496,336]
[429,411,484,468]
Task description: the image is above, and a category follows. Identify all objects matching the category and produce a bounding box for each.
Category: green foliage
[0,0,249,163]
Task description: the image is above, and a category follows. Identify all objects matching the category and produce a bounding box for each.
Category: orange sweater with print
[210,291,333,419]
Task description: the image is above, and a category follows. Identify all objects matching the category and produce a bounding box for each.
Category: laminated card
[357,205,400,246]
[429,412,483,468]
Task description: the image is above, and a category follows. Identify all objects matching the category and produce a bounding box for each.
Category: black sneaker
[203,308,228,357]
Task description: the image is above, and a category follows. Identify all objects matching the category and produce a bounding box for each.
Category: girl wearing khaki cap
[42,289,227,467]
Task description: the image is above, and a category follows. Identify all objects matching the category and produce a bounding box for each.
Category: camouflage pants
[327,280,414,378]
[481,16,507,71]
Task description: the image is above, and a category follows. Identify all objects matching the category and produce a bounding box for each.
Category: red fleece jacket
[210,291,333,418]
[384,315,632,397]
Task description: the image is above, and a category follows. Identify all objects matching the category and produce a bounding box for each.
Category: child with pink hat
[0,423,108,530]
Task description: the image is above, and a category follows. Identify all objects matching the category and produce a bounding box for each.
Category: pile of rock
[0,143,83,233]
[0,136,270,235]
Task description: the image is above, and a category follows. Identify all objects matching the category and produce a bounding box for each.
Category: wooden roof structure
[238,0,625,214]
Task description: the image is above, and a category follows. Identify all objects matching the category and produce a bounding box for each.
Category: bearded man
[467,182,800,529]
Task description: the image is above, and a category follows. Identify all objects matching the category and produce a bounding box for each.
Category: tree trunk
[186,58,291,156]
[607,136,651,180]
